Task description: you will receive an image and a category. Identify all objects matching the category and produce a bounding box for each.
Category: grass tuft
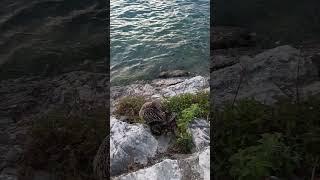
[113,96,146,124]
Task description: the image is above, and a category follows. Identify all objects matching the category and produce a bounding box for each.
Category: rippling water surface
[111,0,209,85]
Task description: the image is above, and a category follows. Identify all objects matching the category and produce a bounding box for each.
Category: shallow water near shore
[110,0,210,85]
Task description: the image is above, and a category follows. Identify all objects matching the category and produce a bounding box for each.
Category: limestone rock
[162,76,208,97]
[110,117,158,176]
[114,159,182,180]
[188,119,210,152]
[114,147,210,180]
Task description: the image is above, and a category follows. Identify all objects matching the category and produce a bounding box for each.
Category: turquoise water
[111,0,210,85]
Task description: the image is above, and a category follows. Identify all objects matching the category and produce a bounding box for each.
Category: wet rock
[152,78,185,87]
[159,70,190,79]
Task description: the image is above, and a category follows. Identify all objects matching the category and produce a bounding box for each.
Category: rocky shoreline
[110,75,209,113]
[1,24,320,179]
[107,42,320,179]
[108,75,210,179]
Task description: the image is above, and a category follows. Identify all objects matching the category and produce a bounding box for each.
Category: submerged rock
[158,70,190,79]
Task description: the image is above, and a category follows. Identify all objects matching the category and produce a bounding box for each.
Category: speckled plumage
[139,100,177,135]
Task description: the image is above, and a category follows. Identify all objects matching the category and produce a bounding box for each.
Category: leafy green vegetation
[18,105,106,180]
[229,133,300,180]
[164,91,209,153]
[214,96,320,179]
[175,104,204,153]
[164,91,209,119]
[113,96,146,124]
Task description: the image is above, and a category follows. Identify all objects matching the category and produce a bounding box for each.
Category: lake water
[110,0,210,85]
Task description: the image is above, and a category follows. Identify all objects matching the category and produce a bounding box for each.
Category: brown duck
[139,100,177,136]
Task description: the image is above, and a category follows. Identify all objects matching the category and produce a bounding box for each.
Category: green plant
[162,92,209,153]
[175,104,203,153]
[178,104,203,136]
[164,91,209,119]
[174,133,193,154]
[229,133,300,180]
[214,95,320,179]
[113,96,146,123]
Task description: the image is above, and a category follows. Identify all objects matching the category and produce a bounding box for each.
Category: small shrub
[178,104,203,136]
[214,95,320,179]
[113,96,146,123]
[163,92,209,153]
[175,104,204,153]
[164,91,209,119]
[229,133,300,180]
